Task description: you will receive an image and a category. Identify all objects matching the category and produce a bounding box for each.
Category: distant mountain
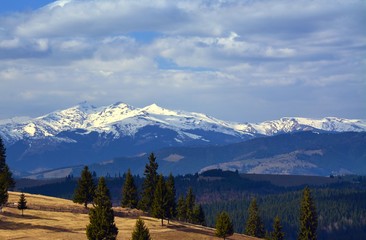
[0,101,365,173]
[27,131,366,179]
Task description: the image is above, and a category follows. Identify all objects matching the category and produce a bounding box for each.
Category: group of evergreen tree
[0,137,14,212]
[176,187,205,225]
[73,152,206,239]
[73,166,118,239]
[214,187,318,240]
[121,153,205,227]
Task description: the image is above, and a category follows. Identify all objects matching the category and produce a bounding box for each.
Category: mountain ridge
[1,102,365,174]
[1,101,365,145]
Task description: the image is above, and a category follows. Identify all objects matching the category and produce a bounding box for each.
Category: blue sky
[0,0,56,13]
[0,0,365,122]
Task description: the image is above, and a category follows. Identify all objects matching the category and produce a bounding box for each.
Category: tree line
[213,187,317,240]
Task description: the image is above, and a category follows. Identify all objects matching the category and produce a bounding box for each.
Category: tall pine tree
[215,211,234,240]
[165,173,176,224]
[271,216,284,240]
[73,166,96,208]
[176,195,187,221]
[298,187,318,240]
[152,174,168,226]
[17,193,27,216]
[244,198,265,238]
[192,204,206,226]
[0,137,14,212]
[86,177,118,240]
[131,218,151,240]
[185,187,195,223]
[139,153,158,212]
[121,169,138,209]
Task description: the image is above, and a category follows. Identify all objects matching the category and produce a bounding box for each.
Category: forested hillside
[19,170,366,239]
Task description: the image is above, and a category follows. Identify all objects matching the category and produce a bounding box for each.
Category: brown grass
[0,192,260,240]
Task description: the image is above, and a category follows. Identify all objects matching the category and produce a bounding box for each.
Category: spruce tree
[215,211,234,240]
[139,153,158,212]
[271,216,284,240]
[244,198,265,238]
[131,218,151,240]
[121,169,138,209]
[17,193,27,216]
[176,195,187,221]
[73,166,96,208]
[0,137,14,212]
[165,173,176,224]
[298,187,318,240]
[185,187,195,223]
[192,204,206,226]
[86,177,118,240]
[152,174,168,226]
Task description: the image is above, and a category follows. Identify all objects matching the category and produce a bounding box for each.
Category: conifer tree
[298,187,318,240]
[0,137,14,212]
[215,211,234,240]
[17,192,27,216]
[131,218,151,240]
[152,174,168,226]
[165,173,176,223]
[121,169,138,209]
[139,153,158,212]
[86,177,118,240]
[192,204,206,226]
[176,195,187,221]
[271,216,284,240]
[244,198,265,238]
[73,166,96,208]
[185,187,195,223]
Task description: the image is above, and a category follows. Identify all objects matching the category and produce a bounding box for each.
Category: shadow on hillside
[0,220,75,233]
[166,224,214,236]
[2,211,55,221]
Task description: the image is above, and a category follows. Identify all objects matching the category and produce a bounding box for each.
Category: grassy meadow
[0,192,260,240]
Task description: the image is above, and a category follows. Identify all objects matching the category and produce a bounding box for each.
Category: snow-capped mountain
[0,101,365,173]
[1,101,365,145]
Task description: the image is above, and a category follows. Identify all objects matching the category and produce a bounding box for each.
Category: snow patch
[163,154,184,162]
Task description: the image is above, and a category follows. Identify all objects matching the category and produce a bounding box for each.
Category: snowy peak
[0,102,365,145]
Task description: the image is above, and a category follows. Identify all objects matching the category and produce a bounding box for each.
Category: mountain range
[0,102,365,177]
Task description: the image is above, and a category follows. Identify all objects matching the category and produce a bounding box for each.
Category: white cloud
[0,0,364,121]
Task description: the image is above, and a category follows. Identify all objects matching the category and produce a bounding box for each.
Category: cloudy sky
[0,0,365,122]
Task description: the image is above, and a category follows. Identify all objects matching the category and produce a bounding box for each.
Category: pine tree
[176,195,187,221]
[121,169,138,209]
[131,218,151,240]
[73,166,96,208]
[139,153,158,212]
[192,204,206,226]
[152,174,168,226]
[0,137,14,212]
[165,173,176,224]
[17,193,27,216]
[0,137,7,171]
[245,198,265,238]
[215,211,234,240]
[185,187,195,223]
[298,187,318,240]
[86,177,118,240]
[271,216,284,240]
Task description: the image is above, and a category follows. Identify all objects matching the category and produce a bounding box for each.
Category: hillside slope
[46,131,365,178]
[1,192,260,240]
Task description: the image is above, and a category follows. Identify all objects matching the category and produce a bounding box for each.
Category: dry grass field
[0,192,260,240]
